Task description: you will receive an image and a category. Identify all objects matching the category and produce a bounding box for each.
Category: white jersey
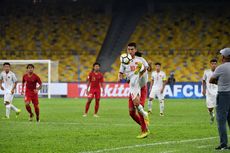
[119,56,149,99]
[202,69,218,95]
[119,56,149,80]
[0,71,17,93]
[151,71,166,90]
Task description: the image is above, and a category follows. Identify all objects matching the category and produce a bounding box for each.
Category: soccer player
[148,62,167,116]
[21,64,42,122]
[202,58,218,124]
[83,62,104,117]
[118,42,149,139]
[0,62,21,119]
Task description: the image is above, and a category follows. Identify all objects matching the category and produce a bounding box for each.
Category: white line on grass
[0,120,206,127]
[196,145,213,149]
[159,150,177,153]
[79,136,219,153]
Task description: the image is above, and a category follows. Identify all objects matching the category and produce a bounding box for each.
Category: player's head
[210,58,217,71]
[27,64,35,74]
[220,48,230,63]
[155,62,161,72]
[93,62,100,72]
[127,42,137,58]
[3,62,11,72]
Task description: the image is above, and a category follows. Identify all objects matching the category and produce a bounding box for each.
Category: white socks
[160,100,164,114]
[10,104,19,112]
[148,100,152,111]
[137,104,148,117]
[6,104,11,118]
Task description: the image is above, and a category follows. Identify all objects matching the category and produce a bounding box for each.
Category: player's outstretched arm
[11,81,17,94]
[202,80,206,96]
[209,77,218,85]
[0,79,4,90]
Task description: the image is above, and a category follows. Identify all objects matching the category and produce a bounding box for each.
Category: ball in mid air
[120,53,132,65]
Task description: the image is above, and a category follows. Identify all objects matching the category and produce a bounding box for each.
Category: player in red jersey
[83,62,104,117]
[21,64,42,122]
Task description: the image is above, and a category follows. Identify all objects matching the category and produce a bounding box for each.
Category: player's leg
[128,95,141,125]
[84,90,94,116]
[94,90,101,117]
[25,96,34,121]
[206,94,216,124]
[2,93,18,119]
[8,94,21,118]
[3,102,11,119]
[148,89,156,113]
[158,92,165,116]
[32,96,40,122]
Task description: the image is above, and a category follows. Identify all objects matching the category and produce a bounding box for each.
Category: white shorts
[149,89,164,101]
[4,93,14,103]
[206,93,216,108]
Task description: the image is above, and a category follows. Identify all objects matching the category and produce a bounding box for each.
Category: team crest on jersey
[92,77,96,81]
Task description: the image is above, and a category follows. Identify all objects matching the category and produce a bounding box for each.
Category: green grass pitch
[0,98,226,153]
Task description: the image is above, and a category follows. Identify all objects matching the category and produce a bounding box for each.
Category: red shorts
[24,94,39,105]
[88,88,101,99]
[129,85,147,110]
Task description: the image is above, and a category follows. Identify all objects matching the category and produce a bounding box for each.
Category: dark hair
[3,62,10,66]
[93,62,100,67]
[155,62,161,66]
[210,58,217,63]
[135,51,142,57]
[128,42,136,48]
[27,64,35,69]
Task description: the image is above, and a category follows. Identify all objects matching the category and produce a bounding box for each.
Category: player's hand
[21,91,24,95]
[0,86,4,90]
[202,90,206,96]
[160,88,164,94]
[34,89,38,94]
[11,89,15,94]
[101,89,104,95]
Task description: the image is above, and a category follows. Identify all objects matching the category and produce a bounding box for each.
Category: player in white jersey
[148,62,167,116]
[202,58,218,124]
[118,42,149,139]
[0,62,21,119]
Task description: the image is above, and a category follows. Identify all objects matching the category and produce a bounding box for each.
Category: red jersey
[88,72,104,89]
[22,73,42,96]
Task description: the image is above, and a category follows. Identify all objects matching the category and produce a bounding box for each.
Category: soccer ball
[120,53,132,65]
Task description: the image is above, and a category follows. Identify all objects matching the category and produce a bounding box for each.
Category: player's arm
[11,74,17,94]
[209,66,221,85]
[150,79,154,92]
[161,80,167,94]
[34,76,42,94]
[86,74,91,95]
[0,74,4,90]
[161,73,167,94]
[202,71,207,96]
[118,64,125,82]
[21,75,25,95]
[202,80,206,95]
[209,77,218,85]
[100,75,104,93]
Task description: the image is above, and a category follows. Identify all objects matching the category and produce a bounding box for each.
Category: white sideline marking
[0,120,206,127]
[80,136,219,153]
[159,150,177,153]
[197,145,213,149]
